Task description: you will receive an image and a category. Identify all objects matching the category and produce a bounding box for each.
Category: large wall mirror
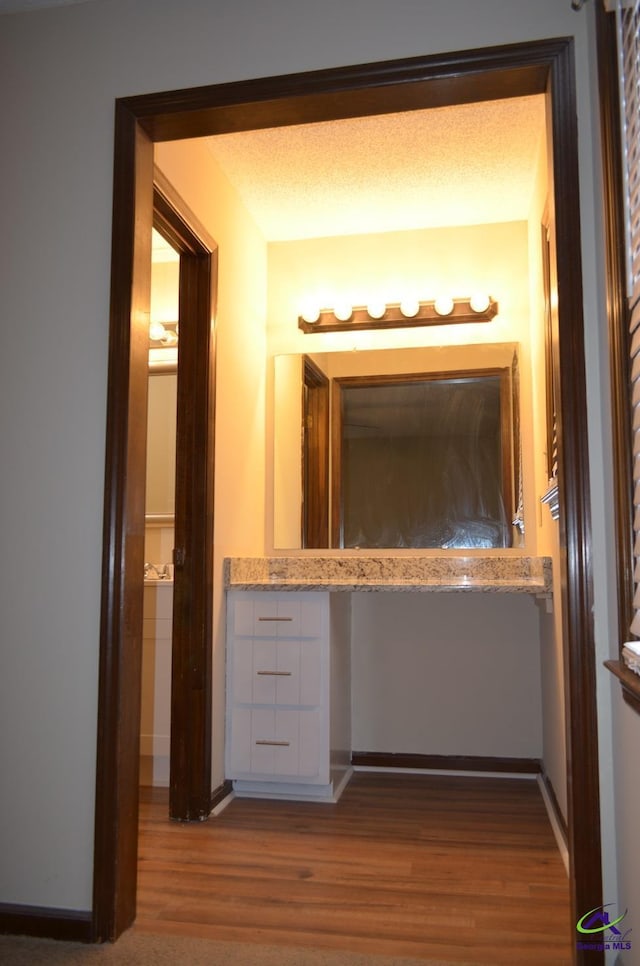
[273,344,520,550]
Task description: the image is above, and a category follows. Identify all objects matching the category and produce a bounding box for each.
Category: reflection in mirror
[334,372,512,549]
[273,345,520,550]
[146,370,177,518]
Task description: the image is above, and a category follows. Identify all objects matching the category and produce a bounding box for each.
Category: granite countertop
[224,554,552,596]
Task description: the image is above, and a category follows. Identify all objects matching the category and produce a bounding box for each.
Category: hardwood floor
[135,772,571,964]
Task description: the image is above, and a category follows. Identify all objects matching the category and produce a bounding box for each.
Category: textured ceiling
[205,95,546,242]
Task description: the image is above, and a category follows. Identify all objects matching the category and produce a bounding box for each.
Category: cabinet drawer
[229,707,323,778]
[231,595,323,638]
[232,639,322,707]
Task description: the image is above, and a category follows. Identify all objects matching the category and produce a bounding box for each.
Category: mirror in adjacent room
[273,343,521,550]
[146,227,179,521]
[145,369,177,518]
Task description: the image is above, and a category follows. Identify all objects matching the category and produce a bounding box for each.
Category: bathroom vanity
[225,589,352,802]
[224,554,552,801]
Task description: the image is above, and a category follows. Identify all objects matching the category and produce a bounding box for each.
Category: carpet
[0,932,471,966]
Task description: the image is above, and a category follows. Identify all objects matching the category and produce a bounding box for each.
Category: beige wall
[150,257,179,325]
[0,0,623,924]
[351,592,543,759]
[154,137,268,787]
[526,115,568,820]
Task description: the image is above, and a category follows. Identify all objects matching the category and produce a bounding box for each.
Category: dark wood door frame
[152,173,218,823]
[302,356,330,548]
[94,40,602,962]
[94,138,217,938]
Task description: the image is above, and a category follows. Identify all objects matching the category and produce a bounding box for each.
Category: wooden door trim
[302,356,329,549]
[595,7,635,644]
[93,101,154,941]
[151,178,218,822]
[96,40,601,963]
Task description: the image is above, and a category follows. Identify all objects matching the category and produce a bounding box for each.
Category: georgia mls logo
[576,904,632,952]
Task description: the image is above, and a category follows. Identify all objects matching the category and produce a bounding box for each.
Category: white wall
[351,592,543,759]
[0,0,620,922]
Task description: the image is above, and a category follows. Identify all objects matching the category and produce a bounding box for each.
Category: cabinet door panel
[273,641,301,704]
[298,710,323,777]
[251,641,278,704]
[229,707,252,774]
[270,599,301,637]
[272,709,302,775]
[233,597,257,637]
[299,641,322,706]
[250,707,278,773]
[232,639,257,704]
[297,599,324,638]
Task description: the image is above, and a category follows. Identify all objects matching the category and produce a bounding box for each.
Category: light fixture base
[298,298,498,333]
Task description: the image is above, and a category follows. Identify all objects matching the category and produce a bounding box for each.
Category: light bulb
[470,293,491,314]
[367,300,387,320]
[300,301,320,325]
[149,321,167,341]
[400,299,419,318]
[434,296,454,317]
[334,302,353,322]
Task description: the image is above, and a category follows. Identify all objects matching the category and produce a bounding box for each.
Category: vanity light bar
[297,297,498,333]
[148,320,179,347]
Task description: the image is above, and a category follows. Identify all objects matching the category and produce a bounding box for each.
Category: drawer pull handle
[257,670,292,677]
[255,739,291,747]
[257,616,293,622]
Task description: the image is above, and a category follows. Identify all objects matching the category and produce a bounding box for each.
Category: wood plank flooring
[135,772,571,964]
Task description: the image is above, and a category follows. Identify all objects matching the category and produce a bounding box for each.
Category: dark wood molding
[544,39,603,960]
[93,100,154,943]
[604,660,640,716]
[0,905,93,943]
[210,779,233,812]
[156,187,217,824]
[120,41,556,143]
[153,167,217,255]
[95,40,601,961]
[351,752,541,774]
[302,356,330,548]
[330,378,344,548]
[595,4,635,647]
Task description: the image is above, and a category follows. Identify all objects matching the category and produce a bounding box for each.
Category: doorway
[95,39,600,961]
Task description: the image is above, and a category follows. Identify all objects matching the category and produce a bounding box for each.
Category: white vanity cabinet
[225,590,351,801]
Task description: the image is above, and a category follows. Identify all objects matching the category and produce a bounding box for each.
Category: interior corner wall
[526,125,568,820]
[154,138,268,789]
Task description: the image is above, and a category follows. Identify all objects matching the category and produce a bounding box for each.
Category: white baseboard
[210,791,235,816]
[536,774,569,875]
